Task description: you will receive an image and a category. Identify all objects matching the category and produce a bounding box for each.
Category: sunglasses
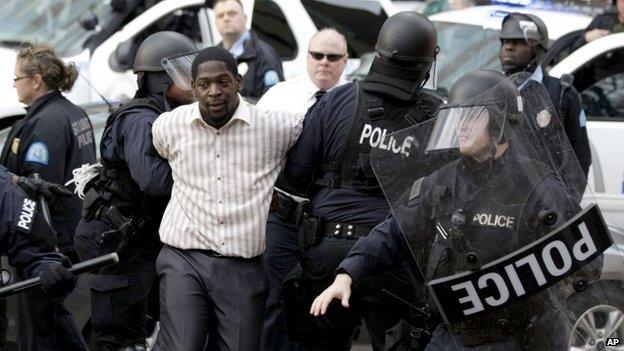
[308,51,345,62]
[13,76,31,82]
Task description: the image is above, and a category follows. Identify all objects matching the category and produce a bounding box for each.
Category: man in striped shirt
[151,47,303,350]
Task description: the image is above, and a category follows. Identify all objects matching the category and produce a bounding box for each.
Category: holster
[270,190,309,225]
[298,212,323,250]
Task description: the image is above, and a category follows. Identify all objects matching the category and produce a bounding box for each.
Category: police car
[0,0,395,118]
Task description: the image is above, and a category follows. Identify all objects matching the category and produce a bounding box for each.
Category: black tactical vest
[315,82,440,196]
[92,99,168,226]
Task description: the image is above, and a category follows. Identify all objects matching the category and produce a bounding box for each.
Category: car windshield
[0,0,116,57]
[434,21,502,97]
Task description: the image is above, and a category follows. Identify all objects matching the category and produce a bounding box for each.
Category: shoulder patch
[409,177,425,200]
[24,142,49,165]
[263,70,280,87]
[16,198,37,234]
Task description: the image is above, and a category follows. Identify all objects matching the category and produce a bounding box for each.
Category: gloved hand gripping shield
[370,72,624,350]
[162,51,198,91]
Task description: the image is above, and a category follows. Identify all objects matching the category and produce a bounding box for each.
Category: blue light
[492,0,533,6]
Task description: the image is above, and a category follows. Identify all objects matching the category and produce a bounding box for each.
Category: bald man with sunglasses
[256,28,349,351]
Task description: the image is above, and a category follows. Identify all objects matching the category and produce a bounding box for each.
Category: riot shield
[371,72,624,350]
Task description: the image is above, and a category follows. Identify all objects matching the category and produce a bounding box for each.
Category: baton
[0,253,119,299]
[32,173,54,230]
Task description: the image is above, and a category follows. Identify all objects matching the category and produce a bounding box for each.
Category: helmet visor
[425,102,506,152]
[162,51,197,91]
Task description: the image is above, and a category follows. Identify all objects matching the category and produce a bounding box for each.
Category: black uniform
[221,31,284,99]
[541,74,591,177]
[74,92,172,350]
[0,90,96,256]
[0,90,94,351]
[339,151,571,350]
[0,167,87,351]
[283,81,440,350]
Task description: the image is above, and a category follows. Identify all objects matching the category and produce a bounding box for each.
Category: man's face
[307,32,348,91]
[193,61,242,122]
[500,39,533,72]
[215,0,247,40]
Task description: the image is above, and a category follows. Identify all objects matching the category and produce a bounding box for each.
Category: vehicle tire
[566,279,624,350]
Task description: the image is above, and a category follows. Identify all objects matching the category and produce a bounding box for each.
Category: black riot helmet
[133,31,197,73]
[499,12,549,74]
[133,31,197,103]
[364,12,439,101]
[449,70,522,144]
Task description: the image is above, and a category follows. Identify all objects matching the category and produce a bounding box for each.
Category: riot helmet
[364,12,439,101]
[133,31,197,102]
[499,13,549,74]
[426,70,522,156]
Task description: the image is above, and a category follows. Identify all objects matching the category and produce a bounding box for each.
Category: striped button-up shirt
[152,99,303,257]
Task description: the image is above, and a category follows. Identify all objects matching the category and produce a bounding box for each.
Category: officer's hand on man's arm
[12,175,73,201]
[309,273,353,316]
[39,261,76,300]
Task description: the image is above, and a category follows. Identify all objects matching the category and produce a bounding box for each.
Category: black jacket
[221,31,284,99]
[542,74,592,176]
[0,91,96,254]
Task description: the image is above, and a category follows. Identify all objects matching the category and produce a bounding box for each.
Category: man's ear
[32,74,44,90]
[236,74,244,92]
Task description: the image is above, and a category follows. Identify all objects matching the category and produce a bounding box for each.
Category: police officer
[499,12,591,177]
[214,0,284,99]
[0,42,95,351]
[311,70,583,350]
[73,31,197,351]
[282,12,441,350]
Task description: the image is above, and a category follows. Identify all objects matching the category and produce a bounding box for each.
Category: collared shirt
[229,30,251,58]
[151,98,304,257]
[256,74,349,114]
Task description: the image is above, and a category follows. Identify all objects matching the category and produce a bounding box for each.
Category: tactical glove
[16,176,73,201]
[39,261,76,300]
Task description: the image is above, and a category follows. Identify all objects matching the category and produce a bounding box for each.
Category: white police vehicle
[0,0,395,125]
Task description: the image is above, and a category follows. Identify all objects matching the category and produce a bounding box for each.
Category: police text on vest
[359,124,414,156]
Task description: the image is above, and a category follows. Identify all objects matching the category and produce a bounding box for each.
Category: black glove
[16,176,73,201]
[39,261,76,300]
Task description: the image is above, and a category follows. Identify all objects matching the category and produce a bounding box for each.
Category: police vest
[89,99,168,227]
[315,82,440,196]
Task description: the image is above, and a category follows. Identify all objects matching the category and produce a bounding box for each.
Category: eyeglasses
[13,76,31,82]
[308,51,345,62]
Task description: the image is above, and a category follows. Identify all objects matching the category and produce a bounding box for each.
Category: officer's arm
[20,116,66,184]
[337,216,408,281]
[122,113,173,196]
[283,100,325,194]
[563,88,591,177]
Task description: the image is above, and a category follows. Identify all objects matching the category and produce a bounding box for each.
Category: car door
[550,33,624,228]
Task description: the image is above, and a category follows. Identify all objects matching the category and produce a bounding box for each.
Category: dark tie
[314,90,326,100]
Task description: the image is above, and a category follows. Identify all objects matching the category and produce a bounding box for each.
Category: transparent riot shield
[371,72,624,350]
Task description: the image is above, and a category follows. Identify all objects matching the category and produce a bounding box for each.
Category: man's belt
[271,187,309,224]
[323,222,373,239]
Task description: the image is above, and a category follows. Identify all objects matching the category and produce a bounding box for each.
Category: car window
[301,0,388,58]
[252,0,297,60]
[581,72,624,121]
[573,47,624,121]
[109,6,205,73]
[0,0,120,56]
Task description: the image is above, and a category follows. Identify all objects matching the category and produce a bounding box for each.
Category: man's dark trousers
[154,245,268,351]
[262,213,302,351]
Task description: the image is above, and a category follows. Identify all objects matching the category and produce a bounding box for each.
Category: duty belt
[324,222,373,239]
[271,188,309,224]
